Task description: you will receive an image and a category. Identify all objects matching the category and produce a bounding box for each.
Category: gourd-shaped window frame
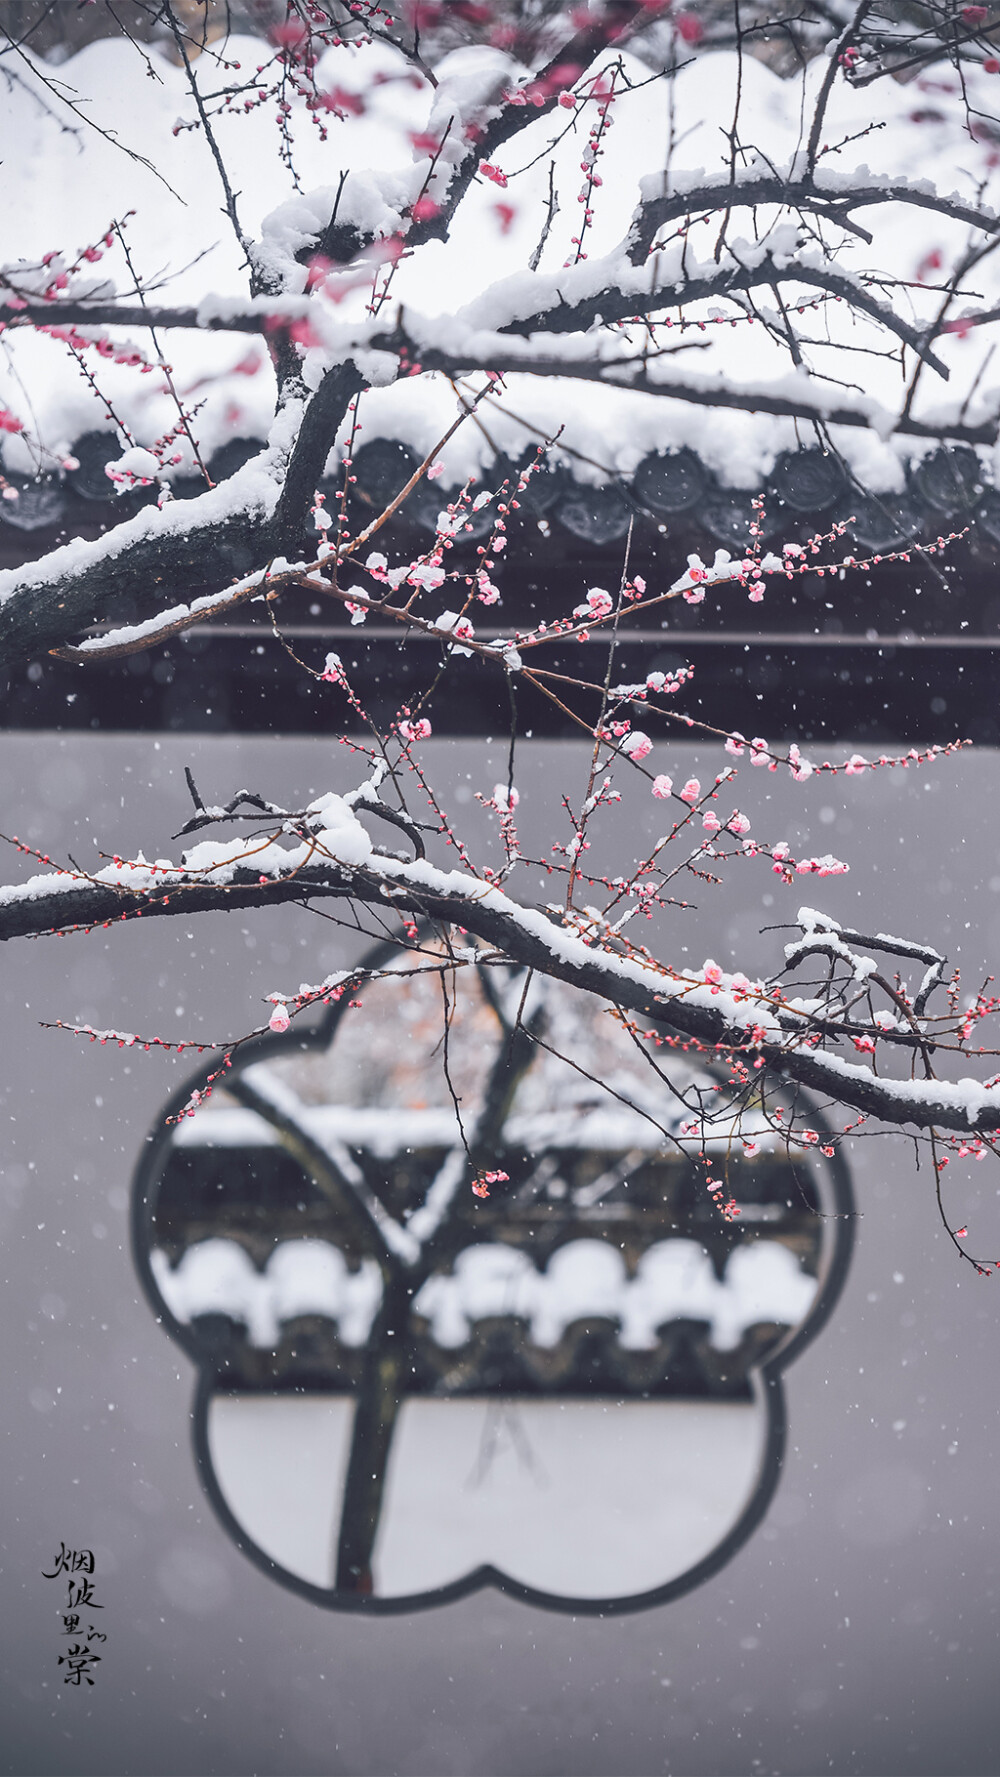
[133,942,854,1614]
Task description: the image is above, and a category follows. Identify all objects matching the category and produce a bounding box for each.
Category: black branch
[0,504,273,672]
[367,337,994,443]
[0,303,276,333]
[488,256,950,377]
[0,363,364,674]
[627,178,1000,264]
[1,857,996,1137]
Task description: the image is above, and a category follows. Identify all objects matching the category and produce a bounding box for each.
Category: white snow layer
[3,34,1000,496]
[151,1234,817,1353]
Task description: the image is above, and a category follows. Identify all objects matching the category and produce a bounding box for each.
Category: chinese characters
[43,1544,106,1686]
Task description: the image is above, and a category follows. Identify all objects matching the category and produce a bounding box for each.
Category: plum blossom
[436,610,475,655]
[621,731,652,761]
[269,1003,291,1033]
[106,445,160,487]
[573,587,614,621]
[399,718,432,742]
[727,812,751,836]
[472,1168,509,1199]
[793,854,849,877]
[270,18,308,47]
[407,562,446,592]
[493,783,520,811]
[651,774,673,799]
[680,778,701,804]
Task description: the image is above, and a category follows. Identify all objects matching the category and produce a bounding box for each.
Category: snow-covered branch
[3,811,999,1140]
[627,171,1000,264]
[360,335,995,445]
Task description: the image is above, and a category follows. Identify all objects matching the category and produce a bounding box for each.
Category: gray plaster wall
[1,731,999,1777]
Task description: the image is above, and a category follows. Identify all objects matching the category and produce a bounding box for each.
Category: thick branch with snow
[3,792,999,1143]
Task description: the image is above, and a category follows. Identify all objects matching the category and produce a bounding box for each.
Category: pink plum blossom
[574,587,613,620]
[622,731,652,760]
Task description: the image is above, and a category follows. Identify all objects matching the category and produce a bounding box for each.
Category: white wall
[3,732,1000,1776]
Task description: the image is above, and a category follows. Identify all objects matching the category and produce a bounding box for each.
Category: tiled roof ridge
[2,432,996,561]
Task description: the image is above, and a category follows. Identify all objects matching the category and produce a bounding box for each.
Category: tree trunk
[334,1272,412,1594]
